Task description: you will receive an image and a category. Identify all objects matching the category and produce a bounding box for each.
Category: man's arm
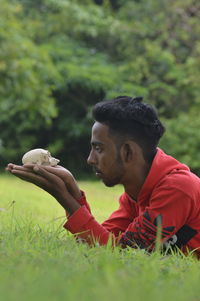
[64,185,196,251]
[64,192,138,245]
[6,163,136,243]
[101,193,138,236]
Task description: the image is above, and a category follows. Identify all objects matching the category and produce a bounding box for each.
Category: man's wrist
[58,194,81,215]
[66,178,82,200]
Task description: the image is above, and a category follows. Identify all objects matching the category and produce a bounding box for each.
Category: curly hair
[92,96,165,162]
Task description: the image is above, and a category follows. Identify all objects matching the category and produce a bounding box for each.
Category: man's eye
[95,146,102,152]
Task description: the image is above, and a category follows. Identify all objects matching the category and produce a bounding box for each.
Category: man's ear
[120,141,136,163]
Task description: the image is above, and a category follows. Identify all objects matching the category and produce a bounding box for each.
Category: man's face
[87,122,125,187]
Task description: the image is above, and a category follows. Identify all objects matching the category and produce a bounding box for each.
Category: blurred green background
[1,0,200,175]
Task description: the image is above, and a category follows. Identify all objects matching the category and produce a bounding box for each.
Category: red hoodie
[64,148,200,257]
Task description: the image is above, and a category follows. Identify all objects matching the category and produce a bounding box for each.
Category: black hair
[92,96,165,162]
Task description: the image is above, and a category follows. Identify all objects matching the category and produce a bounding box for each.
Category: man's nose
[87,150,96,166]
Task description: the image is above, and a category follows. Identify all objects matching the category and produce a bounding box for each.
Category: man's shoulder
[157,168,200,197]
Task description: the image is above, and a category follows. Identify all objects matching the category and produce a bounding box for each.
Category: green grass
[0,173,200,301]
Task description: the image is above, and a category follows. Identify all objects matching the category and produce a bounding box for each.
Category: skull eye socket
[41,153,49,162]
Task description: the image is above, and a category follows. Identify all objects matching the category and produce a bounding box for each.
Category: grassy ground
[0,173,200,301]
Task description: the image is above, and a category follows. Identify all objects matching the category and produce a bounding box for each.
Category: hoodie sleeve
[63,193,138,245]
[101,193,138,236]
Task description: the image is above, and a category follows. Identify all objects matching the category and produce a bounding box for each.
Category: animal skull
[22,148,60,166]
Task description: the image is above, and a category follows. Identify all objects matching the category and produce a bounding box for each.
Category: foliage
[0,1,59,162]
[160,107,200,173]
[0,0,200,173]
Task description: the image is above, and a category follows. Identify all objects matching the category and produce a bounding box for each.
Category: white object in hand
[22,148,60,166]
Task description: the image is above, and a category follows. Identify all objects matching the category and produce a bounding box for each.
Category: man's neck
[123,160,152,201]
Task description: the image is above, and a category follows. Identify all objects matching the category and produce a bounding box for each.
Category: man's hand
[30,164,81,200]
[6,163,81,215]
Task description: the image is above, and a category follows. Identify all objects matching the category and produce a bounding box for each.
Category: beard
[102,176,122,187]
[102,154,125,187]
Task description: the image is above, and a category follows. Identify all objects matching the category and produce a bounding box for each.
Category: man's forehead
[92,121,108,132]
[91,122,110,140]
[91,122,125,148]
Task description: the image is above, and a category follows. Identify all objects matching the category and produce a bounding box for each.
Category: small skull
[22,148,60,166]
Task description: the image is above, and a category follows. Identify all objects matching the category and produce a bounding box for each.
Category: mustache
[93,167,102,173]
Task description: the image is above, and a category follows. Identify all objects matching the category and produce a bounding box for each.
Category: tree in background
[0,1,59,161]
[0,0,200,174]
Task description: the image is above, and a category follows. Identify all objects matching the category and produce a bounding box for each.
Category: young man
[6,96,200,257]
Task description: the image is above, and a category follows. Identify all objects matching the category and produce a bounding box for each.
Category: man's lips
[95,172,102,178]
[93,168,102,176]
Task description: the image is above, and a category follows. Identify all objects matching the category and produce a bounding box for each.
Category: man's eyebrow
[91,141,104,146]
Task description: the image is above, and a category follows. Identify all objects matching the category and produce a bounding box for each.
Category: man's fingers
[11,169,50,190]
[24,164,72,181]
[33,166,62,183]
[22,164,36,169]
[7,163,14,168]
[36,165,61,173]
[33,166,70,200]
[24,164,71,181]
[38,165,71,175]
[5,163,15,171]
[10,165,34,172]
[35,166,81,200]
[38,165,72,181]
[11,168,43,181]
[6,163,37,172]
[10,164,63,188]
